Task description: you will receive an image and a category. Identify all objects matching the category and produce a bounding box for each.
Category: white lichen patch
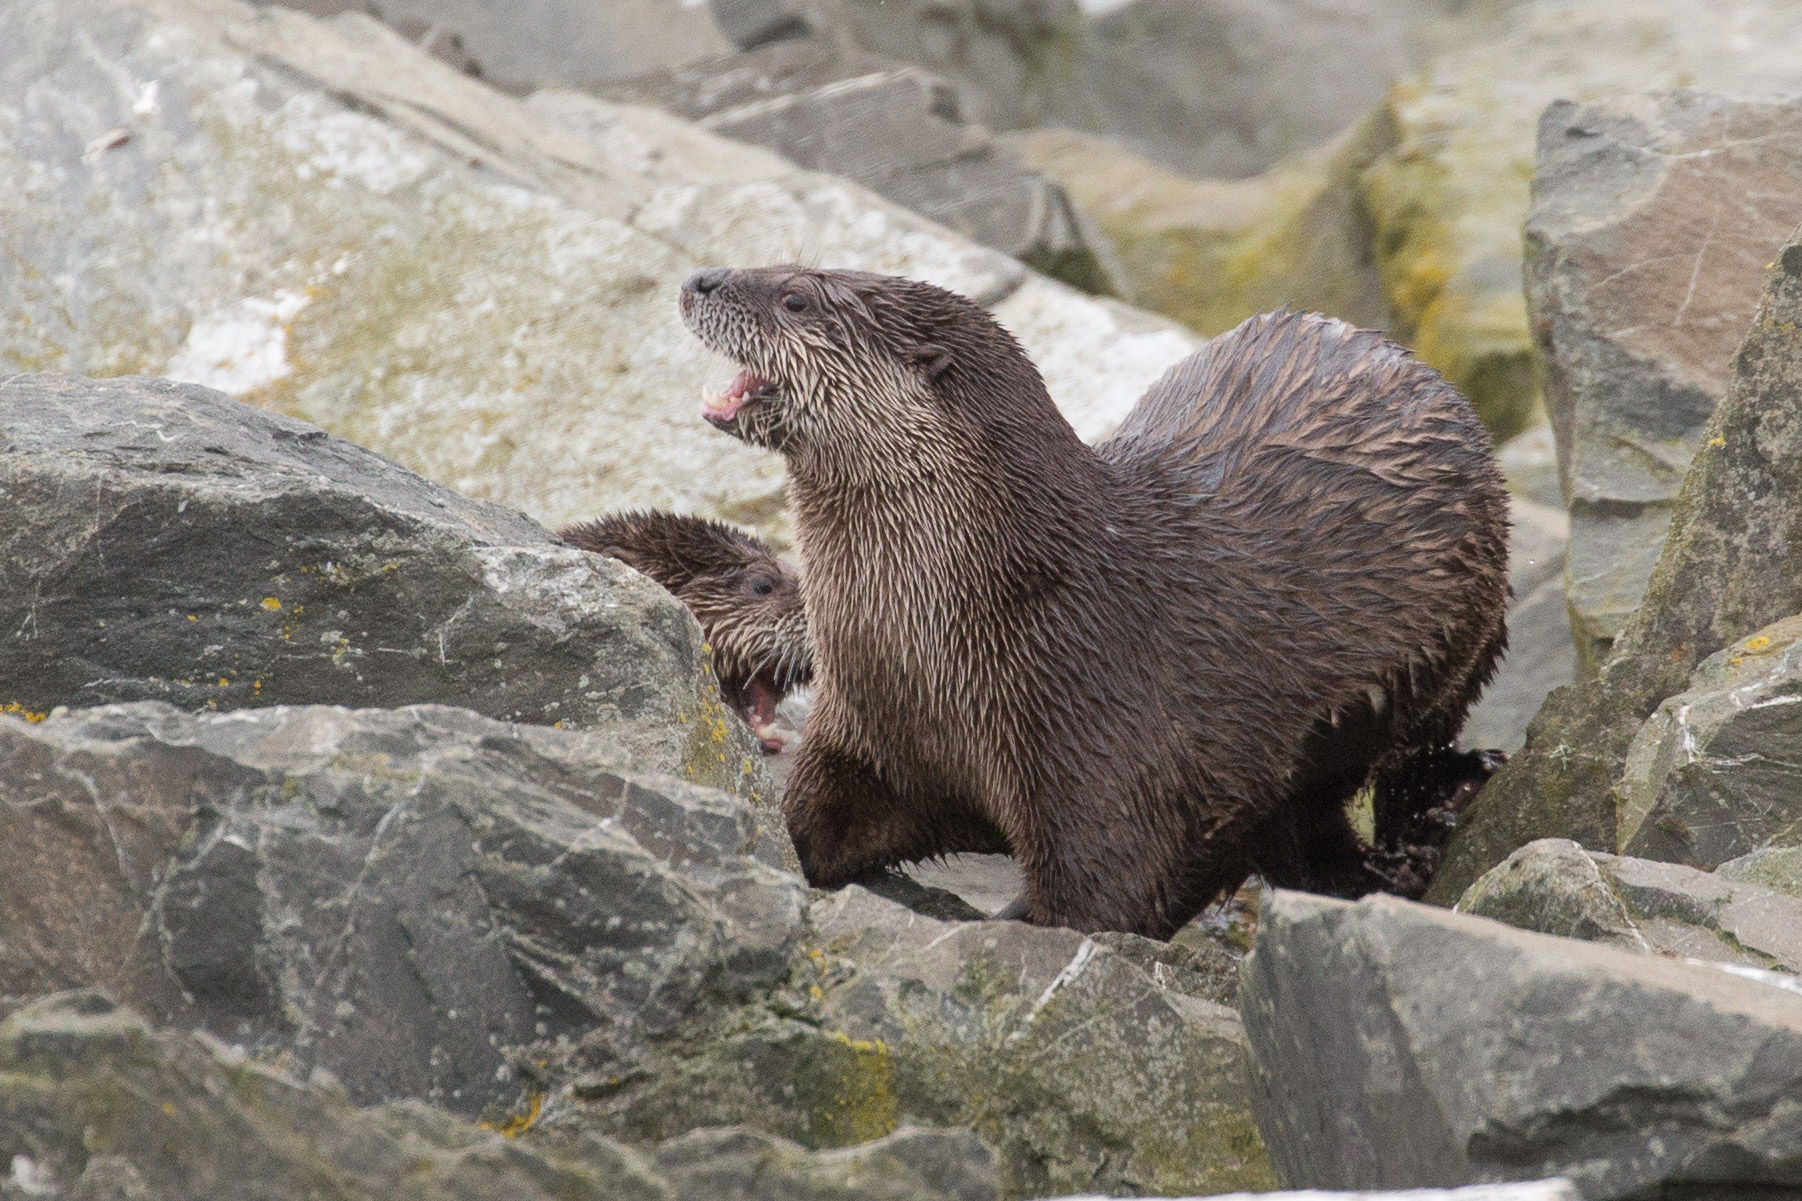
[166,291,312,397]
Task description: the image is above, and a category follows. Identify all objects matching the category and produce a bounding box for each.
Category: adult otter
[559,511,810,751]
[681,266,1508,937]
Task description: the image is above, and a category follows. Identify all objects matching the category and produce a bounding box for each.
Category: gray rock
[1718,845,1802,900]
[1524,92,1802,671]
[260,0,738,88]
[655,1125,994,1201]
[610,52,1119,294]
[0,0,1196,548]
[0,701,804,1116]
[1428,223,1802,903]
[0,990,671,1201]
[1618,614,1802,868]
[1459,838,1802,972]
[1241,890,1802,1198]
[1460,492,1574,754]
[590,886,1274,1198]
[0,372,768,797]
[1043,1185,1578,1201]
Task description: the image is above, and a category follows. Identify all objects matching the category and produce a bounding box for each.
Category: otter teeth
[705,369,776,422]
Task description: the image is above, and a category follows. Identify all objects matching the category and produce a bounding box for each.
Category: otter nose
[684,267,732,296]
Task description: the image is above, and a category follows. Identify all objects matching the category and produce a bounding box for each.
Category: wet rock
[0,0,1195,546]
[606,51,1118,293]
[1618,615,1802,868]
[0,702,804,1116]
[1242,890,1802,1197]
[1429,223,1802,903]
[0,373,767,794]
[590,886,1273,1200]
[1459,838,1802,972]
[1525,91,1802,670]
[260,0,737,88]
[1363,1,1802,446]
[0,990,669,1201]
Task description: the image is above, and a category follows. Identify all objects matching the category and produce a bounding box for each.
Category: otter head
[558,511,811,751]
[679,265,1045,468]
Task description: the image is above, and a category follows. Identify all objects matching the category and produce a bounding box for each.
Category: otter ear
[908,343,954,380]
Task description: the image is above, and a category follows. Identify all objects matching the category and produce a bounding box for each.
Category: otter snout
[683,267,732,296]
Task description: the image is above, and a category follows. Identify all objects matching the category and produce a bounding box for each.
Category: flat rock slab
[1458,838,1802,973]
[0,372,769,795]
[1524,91,1802,667]
[1241,890,1802,1199]
[0,701,804,1116]
[1618,614,1802,868]
[1043,1184,1577,1201]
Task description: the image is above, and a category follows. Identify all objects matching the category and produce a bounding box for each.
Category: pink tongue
[705,370,768,421]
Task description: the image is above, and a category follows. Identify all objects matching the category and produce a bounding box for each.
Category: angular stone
[1428,223,1802,903]
[1525,91,1802,669]
[1459,492,1573,754]
[0,702,805,1117]
[589,886,1273,1199]
[654,1125,995,1201]
[1618,615,1802,868]
[0,372,768,795]
[1362,2,1802,455]
[1718,845,1802,900]
[1459,838,1802,973]
[0,0,1195,546]
[0,990,669,1201]
[1242,890,1802,1196]
[1041,1185,1577,1201]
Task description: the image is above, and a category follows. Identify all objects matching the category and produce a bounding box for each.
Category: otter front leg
[784,736,1003,887]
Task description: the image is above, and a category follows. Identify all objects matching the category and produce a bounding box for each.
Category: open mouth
[738,675,787,753]
[704,369,777,427]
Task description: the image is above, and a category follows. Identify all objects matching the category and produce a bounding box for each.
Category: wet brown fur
[681,266,1509,938]
[558,511,811,718]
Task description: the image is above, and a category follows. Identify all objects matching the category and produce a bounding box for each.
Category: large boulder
[0,0,1196,547]
[1524,91,1802,670]
[584,886,1273,1199]
[1038,1187,1576,1201]
[1362,0,1802,446]
[0,373,767,795]
[0,990,995,1201]
[1458,838,1802,972]
[601,45,1118,294]
[1428,223,1802,902]
[0,702,804,1117]
[1617,615,1802,868]
[1241,890,1802,1197]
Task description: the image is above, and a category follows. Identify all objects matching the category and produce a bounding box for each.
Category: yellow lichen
[261,597,282,611]
[1,702,48,723]
[478,1090,544,1139]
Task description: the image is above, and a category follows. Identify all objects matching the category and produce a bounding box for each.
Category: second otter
[682,267,1508,938]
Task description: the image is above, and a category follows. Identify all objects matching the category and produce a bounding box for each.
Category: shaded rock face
[1241,890,1802,1198]
[1429,223,1802,903]
[1362,1,1802,448]
[0,702,804,1117]
[601,45,1118,295]
[0,0,1195,546]
[1617,615,1802,868]
[0,373,767,796]
[0,990,994,1201]
[1524,91,1802,671]
[1458,838,1802,973]
[586,886,1273,1199]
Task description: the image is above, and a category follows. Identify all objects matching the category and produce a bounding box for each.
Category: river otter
[559,511,810,752]
[681,266,1508,937]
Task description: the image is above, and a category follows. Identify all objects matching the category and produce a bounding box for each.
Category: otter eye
[782,293,808,313]
[750,577,776,596]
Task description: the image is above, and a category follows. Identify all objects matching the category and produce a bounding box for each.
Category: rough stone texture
[1005,113,1397,343]
[0,373,768,796]
[1618,615,1802,868]
[605,53,1118,294]
[259,0,738,88]
[1718,845,1802,900]
[1524,91,1802,670]
[1459,490,1572,754]
[1043,1186,1577,1201]
[1429,224,1802,903]
[0,991,996,1201]
[0,991,676,1201]
[1242,890,1802,1197]
[0,702,805,1117]
[1362,0,1802,450]
[0,0,1195,548]
[1459,838,1802,972]
[584,886,1273,1200]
